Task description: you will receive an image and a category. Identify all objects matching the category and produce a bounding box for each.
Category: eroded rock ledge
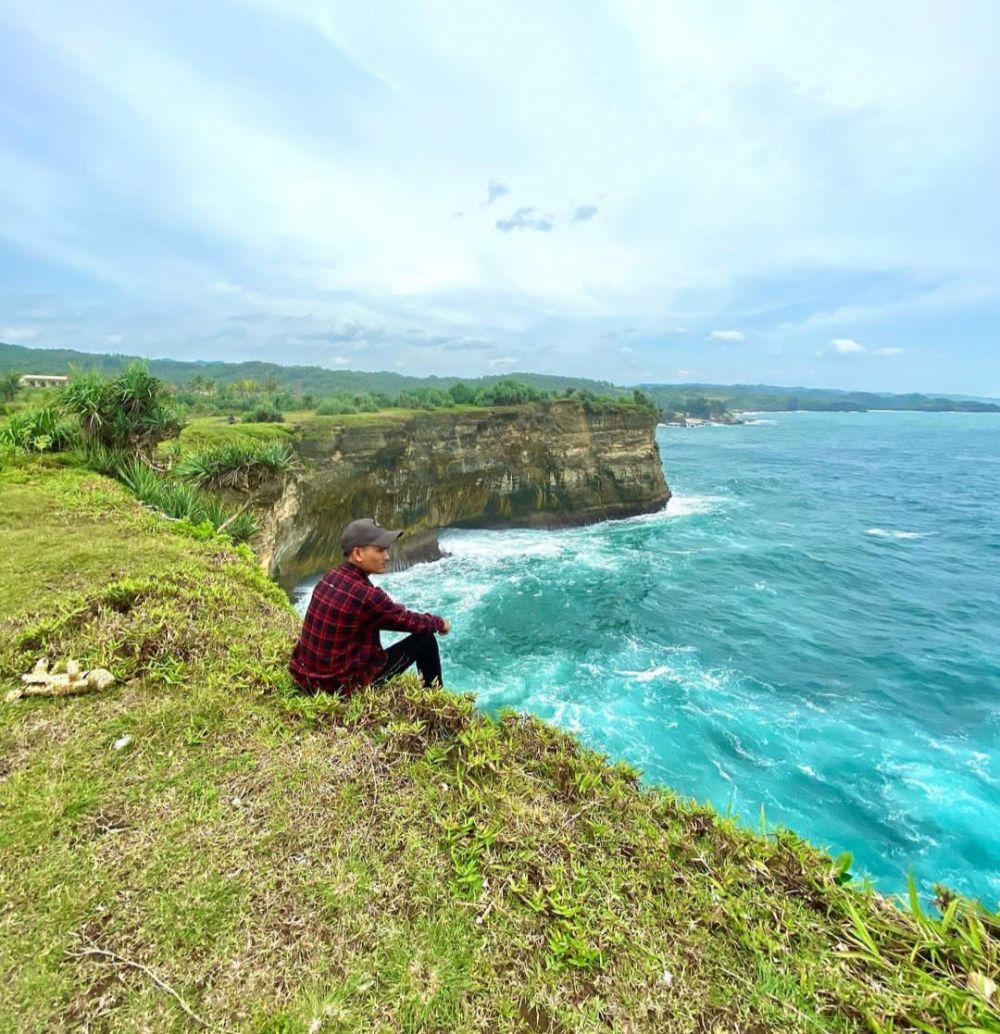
[255,400,670,589]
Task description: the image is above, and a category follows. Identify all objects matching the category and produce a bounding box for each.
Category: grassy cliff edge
[1,457,997,1032]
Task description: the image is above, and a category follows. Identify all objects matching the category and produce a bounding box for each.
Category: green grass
[175,399,651,443]
[1,456,997,1032]
[176,417,299,450]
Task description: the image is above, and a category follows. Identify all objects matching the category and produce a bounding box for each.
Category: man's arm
[364,584,446,634]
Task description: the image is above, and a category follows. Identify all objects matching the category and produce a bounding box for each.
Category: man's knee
[410,631,438,654]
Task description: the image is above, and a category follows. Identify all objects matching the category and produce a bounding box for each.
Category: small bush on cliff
[473,378,546,406]
[631,388,656,410]
[175,440,295,492]
[242,404,284,423]
[316,391,384,415]
[117,457,258,542]
[397,387,455,410]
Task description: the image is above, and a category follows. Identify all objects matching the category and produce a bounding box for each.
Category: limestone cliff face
[256,400,670,588]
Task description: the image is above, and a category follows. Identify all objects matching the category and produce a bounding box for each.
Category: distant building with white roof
[19,374,69,388]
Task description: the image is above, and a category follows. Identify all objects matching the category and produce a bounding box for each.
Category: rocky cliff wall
[256,400,670,588]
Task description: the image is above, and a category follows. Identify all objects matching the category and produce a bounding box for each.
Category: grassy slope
[1,459,997,1033]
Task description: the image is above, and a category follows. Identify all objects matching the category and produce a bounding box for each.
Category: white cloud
[620,345,636,355]
[816,339,907,361]
[327,354,351,366]
[830,338,866,354]
[489,355,517,366]
[708,330,745,343]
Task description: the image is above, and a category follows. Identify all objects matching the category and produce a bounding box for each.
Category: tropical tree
[448,382,475,405]
[60,363,182,455]
[0,371,21,402]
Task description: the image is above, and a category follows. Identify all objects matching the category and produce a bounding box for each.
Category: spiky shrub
[242,405,284,423]
[223,509,259,544]
[117,457,170,506]
[117,457,258,541]
[175,440,295,492]
[61,364,182,456]
[0,407,78,452]
[74,442,130,476]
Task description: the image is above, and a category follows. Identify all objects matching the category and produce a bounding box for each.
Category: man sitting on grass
[290,518,450,695]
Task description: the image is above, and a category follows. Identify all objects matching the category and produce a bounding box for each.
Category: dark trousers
[373,632,443,688]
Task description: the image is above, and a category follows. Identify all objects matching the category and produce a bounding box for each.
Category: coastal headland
[250,399,670,588]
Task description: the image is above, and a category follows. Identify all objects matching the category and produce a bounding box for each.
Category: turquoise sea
[295,412,1000,905]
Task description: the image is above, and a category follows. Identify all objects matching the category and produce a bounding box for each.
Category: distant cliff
[255,400,669,587]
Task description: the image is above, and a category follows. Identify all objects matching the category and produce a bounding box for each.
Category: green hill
[0,342,625,400]
[1,454,997,1031]
[4,341,998,414]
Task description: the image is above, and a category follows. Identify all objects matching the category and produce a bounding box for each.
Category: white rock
[112,735,132,751]
[660,969,673,987]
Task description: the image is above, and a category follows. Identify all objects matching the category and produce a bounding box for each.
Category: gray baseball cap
[341,517,403,554]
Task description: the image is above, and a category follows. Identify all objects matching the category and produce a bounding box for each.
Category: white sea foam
[865,527,922,540]
[663,494,726,518]
[744,419,777,425]
[617,663,679,684]
[437,528,564,560]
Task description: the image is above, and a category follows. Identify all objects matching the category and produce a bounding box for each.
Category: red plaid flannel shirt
[290,562,445,693]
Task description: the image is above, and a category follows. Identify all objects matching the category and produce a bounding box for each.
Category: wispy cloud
[873,347,905,357]
[572,204,598,222]
[495,207,554,233]
[485,178,510,205]
[708,329,745,343]
[489,355,518,366]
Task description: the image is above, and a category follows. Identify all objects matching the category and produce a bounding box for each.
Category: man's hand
[440,618,451,635]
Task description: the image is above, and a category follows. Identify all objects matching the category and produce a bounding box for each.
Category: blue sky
[1,1,998,393]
